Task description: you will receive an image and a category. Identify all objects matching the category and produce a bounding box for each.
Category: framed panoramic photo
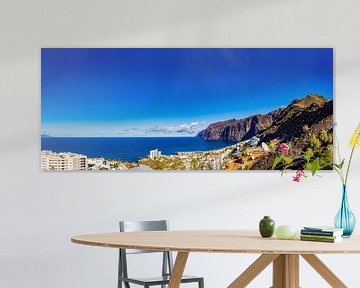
[41,48,333,171]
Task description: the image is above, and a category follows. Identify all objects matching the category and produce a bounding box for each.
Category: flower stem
[335,136,345,184]
[345,145,356,186]
[334,166,345,184]
[336,136,342,164]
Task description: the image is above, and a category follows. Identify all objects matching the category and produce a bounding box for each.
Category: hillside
[196,93,333,170]
[134,93,333,171]
[198,94,331,143]
[259,94,332,142]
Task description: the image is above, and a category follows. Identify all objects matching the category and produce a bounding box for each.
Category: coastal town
[138,136,276,170]
[41,95,334,171]
[41,150,137,171]
[41,135,274,171]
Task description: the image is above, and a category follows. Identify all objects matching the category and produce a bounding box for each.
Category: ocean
[41,137,234,162]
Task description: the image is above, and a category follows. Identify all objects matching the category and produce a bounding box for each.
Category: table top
[71,230,360,254]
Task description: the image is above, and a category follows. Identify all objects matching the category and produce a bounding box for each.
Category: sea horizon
[41,136,235,162]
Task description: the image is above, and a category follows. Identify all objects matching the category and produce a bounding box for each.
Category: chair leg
[118,250,123,288]
[198,278,204,288]
[161,252,168,288]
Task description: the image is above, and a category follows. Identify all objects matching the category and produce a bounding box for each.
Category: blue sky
[41,48,333,137]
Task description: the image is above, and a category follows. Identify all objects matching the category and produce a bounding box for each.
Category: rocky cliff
[259,94,332,142]
[197,108,283,142]
[197,94,332,142]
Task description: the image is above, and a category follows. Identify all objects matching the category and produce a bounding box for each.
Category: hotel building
[149,149,161,160]
[41,151,88,170]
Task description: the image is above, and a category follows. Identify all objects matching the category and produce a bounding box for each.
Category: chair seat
[119,275,203,286]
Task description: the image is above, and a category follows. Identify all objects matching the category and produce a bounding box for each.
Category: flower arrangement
[271,122,360,237]
[272,122,360,182]
[271,143,320,181]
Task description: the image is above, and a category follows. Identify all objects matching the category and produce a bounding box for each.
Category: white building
[41,150,87,170]
[87,158,110,170]
[149,149,161,159]
[245,136,260,146]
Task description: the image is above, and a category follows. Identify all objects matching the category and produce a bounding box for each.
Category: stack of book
[300,226,344,243]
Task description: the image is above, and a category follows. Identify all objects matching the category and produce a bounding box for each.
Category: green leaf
[272,156,283,170]
[333,159,345,170]
[310,159,320,176]
[339,158,345,169]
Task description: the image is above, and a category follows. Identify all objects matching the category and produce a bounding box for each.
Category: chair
[118,220,204,288]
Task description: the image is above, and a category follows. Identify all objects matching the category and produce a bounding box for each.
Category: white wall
[1,0,360,287]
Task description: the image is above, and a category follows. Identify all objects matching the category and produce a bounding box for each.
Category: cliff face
[251,107,334,170]
[197,94,331,142]
[259,95,332,142]
[197,109,283,142]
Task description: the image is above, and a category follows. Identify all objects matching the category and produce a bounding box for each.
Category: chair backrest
[119,220,169,254]
[118,220,174,283]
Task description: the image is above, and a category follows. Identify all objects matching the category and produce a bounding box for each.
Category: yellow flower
[349,122,360,148]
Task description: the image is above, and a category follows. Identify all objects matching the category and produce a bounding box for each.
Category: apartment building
[41,151,88,170]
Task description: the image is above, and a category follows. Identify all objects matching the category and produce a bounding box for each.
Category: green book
[300,236,342,243]
[300,234,340,240]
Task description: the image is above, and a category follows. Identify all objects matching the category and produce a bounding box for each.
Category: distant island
[41,94,333,171]
[41,134,52,138]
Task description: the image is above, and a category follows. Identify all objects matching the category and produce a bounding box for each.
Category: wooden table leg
[301,254,347,288]
[228,254,279,288]
[272,254,299,288]
[168,252,189,288]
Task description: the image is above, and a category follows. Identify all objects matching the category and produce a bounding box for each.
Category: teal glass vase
[334,185,356,237]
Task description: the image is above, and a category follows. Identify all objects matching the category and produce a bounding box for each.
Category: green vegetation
[110,160,139,169]
[190,158,200,170]
[270,127,333,172]
[308,129,333,169]
[140,156,186,170]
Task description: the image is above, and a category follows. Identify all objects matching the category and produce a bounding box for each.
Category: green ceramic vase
[259,216,275,238]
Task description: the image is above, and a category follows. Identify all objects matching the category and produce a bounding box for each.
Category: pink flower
[279,143,289,155]
[293,170,306,182]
